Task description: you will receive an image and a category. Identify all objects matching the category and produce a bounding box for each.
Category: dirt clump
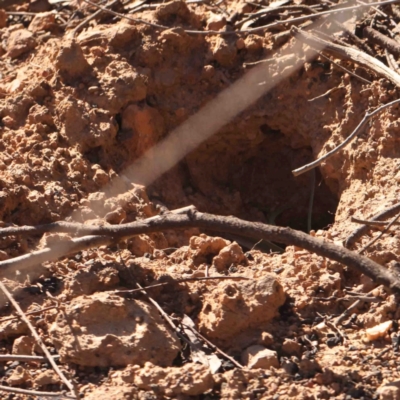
[48,292,181,367]
[198,275,285,341]
[133,362,214,396]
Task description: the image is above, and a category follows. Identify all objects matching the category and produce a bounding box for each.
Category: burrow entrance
[148,115,339,244]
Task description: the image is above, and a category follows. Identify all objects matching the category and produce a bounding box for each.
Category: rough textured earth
[0,0,399,399]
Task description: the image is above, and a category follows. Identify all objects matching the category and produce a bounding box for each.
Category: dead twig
[325,319,346,344]
[292,98,400,177]
[80,0,170,30]
[0,354,60,362]
[135,283,193,346]
[181,315,222,373]
[317,52,372,84]
[0,281,78,398]
[307,168,315,233]
[350,216,400,227]
[359,211,400,254]
[114,275,251,294]
[2,210,400,292]
[76,0,400,36]
[334,287,382,325]
[183,323,244,368]
[235,4,317,29]
[0,384,67,397]
[363,26,400,57]
[345,201,400,248]
[0,206,196,238]
[333,20,374,56]
[315,295,379,302]
[385,49,400,74]
[308,85,345,102]
[73,0,120,37]
[291,27,400,87]
[2,211,400,290]
[244,0,400,35]
[0,304,58,323]
[0,235,112,278]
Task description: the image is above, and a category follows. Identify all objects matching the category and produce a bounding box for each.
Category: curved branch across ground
[1,210,400,293]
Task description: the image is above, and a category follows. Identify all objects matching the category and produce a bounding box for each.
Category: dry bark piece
[49,292,181,367]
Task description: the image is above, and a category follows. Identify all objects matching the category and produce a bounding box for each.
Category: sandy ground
[0,0,399,399]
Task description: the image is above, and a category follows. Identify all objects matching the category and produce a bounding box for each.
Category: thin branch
[73,0,120,37]
[307,169,315,233]
[345,201,400,248]
[0,281,78,399]
[363,26,400,57]
[359,211,400,254]
[135,283,193,346]
[385,49,400,74]
[0,235,112,277]
[114,275,251,294]
[0,384,67,397]
[238,0,400,35]
[317,52,372,84]
[334,287,382,325]
[234,5,317,29]
[236,0,400,35]
[315,295,379,302]
[183,323,244,368]
[0,206,196,238]
[80,0,171,30]
[0,305,58,323]
[333,20,374,56]
[76,0,400,36]
[292,27,400,87]
[350,216,400,227]
[292,98,400,176]
[0,354,60,362]
[308,85,345,102]
[2,210,400,292]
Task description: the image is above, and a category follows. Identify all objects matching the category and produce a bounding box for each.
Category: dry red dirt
[0,0,399,399]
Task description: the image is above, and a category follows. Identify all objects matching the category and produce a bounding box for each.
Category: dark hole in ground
[148,120,338,251]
